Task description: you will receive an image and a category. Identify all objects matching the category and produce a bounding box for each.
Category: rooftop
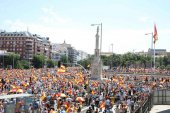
[0,31,33,37]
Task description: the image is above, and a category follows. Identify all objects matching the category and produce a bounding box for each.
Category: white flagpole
[151,33,153,74]
[154,42,156,74]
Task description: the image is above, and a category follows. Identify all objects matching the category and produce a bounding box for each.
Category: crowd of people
[0,66,170,113]
[112,67,170,75]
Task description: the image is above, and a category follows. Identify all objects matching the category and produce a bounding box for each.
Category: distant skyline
[0,0,170,54]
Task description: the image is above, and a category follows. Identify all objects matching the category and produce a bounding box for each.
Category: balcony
[25,39,33,42]
[26,50,33,53]
[26,45,32,49]
[26,43,33,46]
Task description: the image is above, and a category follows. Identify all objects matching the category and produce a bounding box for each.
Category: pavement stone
[150,105,170,113]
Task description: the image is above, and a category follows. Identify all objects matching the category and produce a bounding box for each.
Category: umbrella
[76,97,85,102]
[56,93,67,98]
[17,89,24,93]
[9,88,17,93]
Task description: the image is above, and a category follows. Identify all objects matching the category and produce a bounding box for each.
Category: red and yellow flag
[57,65,66,74]
[154,24,158,44]
[100,101,105,108]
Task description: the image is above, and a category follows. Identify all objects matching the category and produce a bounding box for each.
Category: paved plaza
[150,105,170,113]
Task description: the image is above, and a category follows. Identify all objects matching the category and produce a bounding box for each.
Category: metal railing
[133,93,154,113]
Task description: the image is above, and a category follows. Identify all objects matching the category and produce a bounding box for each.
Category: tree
[140,55,151,70]
[101,55,109,66]
[32,54,45,68]
[166,65,170,71]
[163,56,169,66]
[60,55,68,64]
[16,60,29,69]
[3,53,20,69]
[77,55,93,69]
[47,59,56,68]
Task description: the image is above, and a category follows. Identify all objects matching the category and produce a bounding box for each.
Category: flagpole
[154,42,156,74]
[153,23,157,74]
[151,33,153,74]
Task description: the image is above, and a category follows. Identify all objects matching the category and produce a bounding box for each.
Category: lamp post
[91,23,102,56]
[145,32,154,73]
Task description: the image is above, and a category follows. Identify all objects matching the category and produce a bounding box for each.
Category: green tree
[114,54,121,67]
[163,56,169,66]
[77,55,93,69]
[101,55,109,66]
[4,53,20,69]
[60,55,68,64]
[166,65,170,71]
[16,60,29,69]
[47,59,56,68]
[140,55,151,70]
[32,54,45,68]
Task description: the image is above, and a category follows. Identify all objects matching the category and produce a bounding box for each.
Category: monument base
[90,56,102,81]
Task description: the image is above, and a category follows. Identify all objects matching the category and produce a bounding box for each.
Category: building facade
[77,50,88,61]
[51,43,68,61]
[51,41,78,64]
[0,31,51,60]
[148,48,167,57]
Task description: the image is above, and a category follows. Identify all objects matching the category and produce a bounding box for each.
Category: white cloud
[40,7,72,26]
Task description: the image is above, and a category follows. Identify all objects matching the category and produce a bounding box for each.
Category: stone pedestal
[91,54,102,80]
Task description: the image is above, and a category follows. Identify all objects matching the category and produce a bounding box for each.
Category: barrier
[153,89,170,105]
[133,93,154,113]
[133,89,170,113]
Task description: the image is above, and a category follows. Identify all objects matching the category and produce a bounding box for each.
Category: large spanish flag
[153,24,158,44]
[57,65,66,74]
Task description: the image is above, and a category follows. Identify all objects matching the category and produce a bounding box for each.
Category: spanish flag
[57,65,66,74]
[154,24,158,44]
[91,90,95,95]
[100,101,105,108]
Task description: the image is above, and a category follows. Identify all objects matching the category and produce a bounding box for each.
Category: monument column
[91,26,102,80]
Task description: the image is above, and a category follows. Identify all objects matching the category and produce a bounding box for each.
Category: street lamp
[91,23,102,56]
[145,32,154,73]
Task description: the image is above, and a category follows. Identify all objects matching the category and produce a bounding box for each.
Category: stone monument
[91,26,102,80]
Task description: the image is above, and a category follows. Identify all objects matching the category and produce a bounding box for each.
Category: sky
[0,0,170,54]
